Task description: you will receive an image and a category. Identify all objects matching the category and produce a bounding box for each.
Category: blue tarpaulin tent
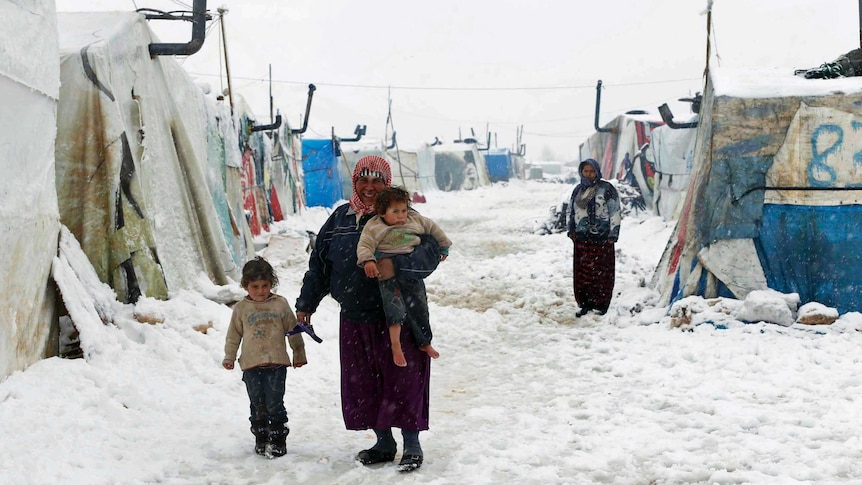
[302,139,343,208]
[485,148,512,182]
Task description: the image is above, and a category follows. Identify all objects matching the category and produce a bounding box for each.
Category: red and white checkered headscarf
[349,155,392,216]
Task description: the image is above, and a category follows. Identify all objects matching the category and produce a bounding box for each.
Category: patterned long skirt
[573,239,616,313]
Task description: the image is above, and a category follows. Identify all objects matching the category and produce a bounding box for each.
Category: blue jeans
[242,365,288,427]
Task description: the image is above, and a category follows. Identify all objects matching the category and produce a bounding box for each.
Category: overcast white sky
[57,0,860,160]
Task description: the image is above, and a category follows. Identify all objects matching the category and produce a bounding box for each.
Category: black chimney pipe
[250,113,282,132]
[146,0,209,57]
[658,103,698,129]
[594,80,613,133]
[291,84,317,135]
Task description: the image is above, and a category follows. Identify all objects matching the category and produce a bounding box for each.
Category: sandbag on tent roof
[653,67,862,314]
[0,0,62,379]
[56,12,243,303]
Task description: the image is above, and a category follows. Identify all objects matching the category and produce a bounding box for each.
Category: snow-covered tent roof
[653,67,862,313]
[56,12,245,303]
[0,0,61,379]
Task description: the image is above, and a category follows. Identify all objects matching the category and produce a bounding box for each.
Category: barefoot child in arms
[357,186,451,366]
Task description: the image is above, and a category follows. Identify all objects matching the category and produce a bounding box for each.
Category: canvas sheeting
[56,12,245,304]
[648,124,697,220]
[579,114,663,208]
[0,0,61,380]
[653,68,862,314]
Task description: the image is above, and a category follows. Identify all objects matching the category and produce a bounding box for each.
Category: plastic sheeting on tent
[0,0,62,380]
[648,124,697,220]
[579,113,662,208]
[56,12,244,304]
[653,68,862,314]
[302,138,343,208]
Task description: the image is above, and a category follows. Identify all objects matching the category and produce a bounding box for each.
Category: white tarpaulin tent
[0,0,62,379]
[56,12,243,304]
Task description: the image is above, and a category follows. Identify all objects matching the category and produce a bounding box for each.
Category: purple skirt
[339,316,431,431]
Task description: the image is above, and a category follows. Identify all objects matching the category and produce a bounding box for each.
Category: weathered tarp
[653,69,862,313]
[56,12,241,303]
[580,114,662,208]
[0,0,61,380]
[270,124,305,217]
[648,124,697,220]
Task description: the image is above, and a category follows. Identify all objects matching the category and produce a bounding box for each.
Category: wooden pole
[217,7,234,116]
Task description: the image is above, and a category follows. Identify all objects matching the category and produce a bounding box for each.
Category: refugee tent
[302,138,342,208]
[269,123,306,217]
[200,93,256,266]
[56,11,244,304]
[579,113,663,208]
[235,102,306,235]
[417,141,491,192]
[485,148,513,182]
[0,0,62,379]
[653,67,862,314]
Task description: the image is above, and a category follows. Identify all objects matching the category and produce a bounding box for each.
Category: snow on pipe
[658,103,698,130]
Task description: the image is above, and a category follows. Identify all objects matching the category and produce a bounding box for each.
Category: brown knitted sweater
[223,294,306,371]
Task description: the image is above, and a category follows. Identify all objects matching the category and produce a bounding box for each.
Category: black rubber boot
[267,422,289,458]
[250,420,268,456]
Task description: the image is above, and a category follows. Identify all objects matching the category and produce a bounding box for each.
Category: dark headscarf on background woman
[349,155,392,216]
[571,158,602,209]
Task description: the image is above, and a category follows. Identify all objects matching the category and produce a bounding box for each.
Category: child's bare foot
[393,349,407,367]
[421,345,440,359]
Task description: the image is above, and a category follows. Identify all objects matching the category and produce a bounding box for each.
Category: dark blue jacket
[295,203,441,322]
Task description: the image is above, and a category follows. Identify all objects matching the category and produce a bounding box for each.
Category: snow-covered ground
[2,180,862,485]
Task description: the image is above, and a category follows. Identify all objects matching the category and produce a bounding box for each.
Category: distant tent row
[653,68,862,314]
[302,138,522,208]
[1,6,306,380]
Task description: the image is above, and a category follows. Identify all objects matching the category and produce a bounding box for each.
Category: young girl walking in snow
[222,256,306,458]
